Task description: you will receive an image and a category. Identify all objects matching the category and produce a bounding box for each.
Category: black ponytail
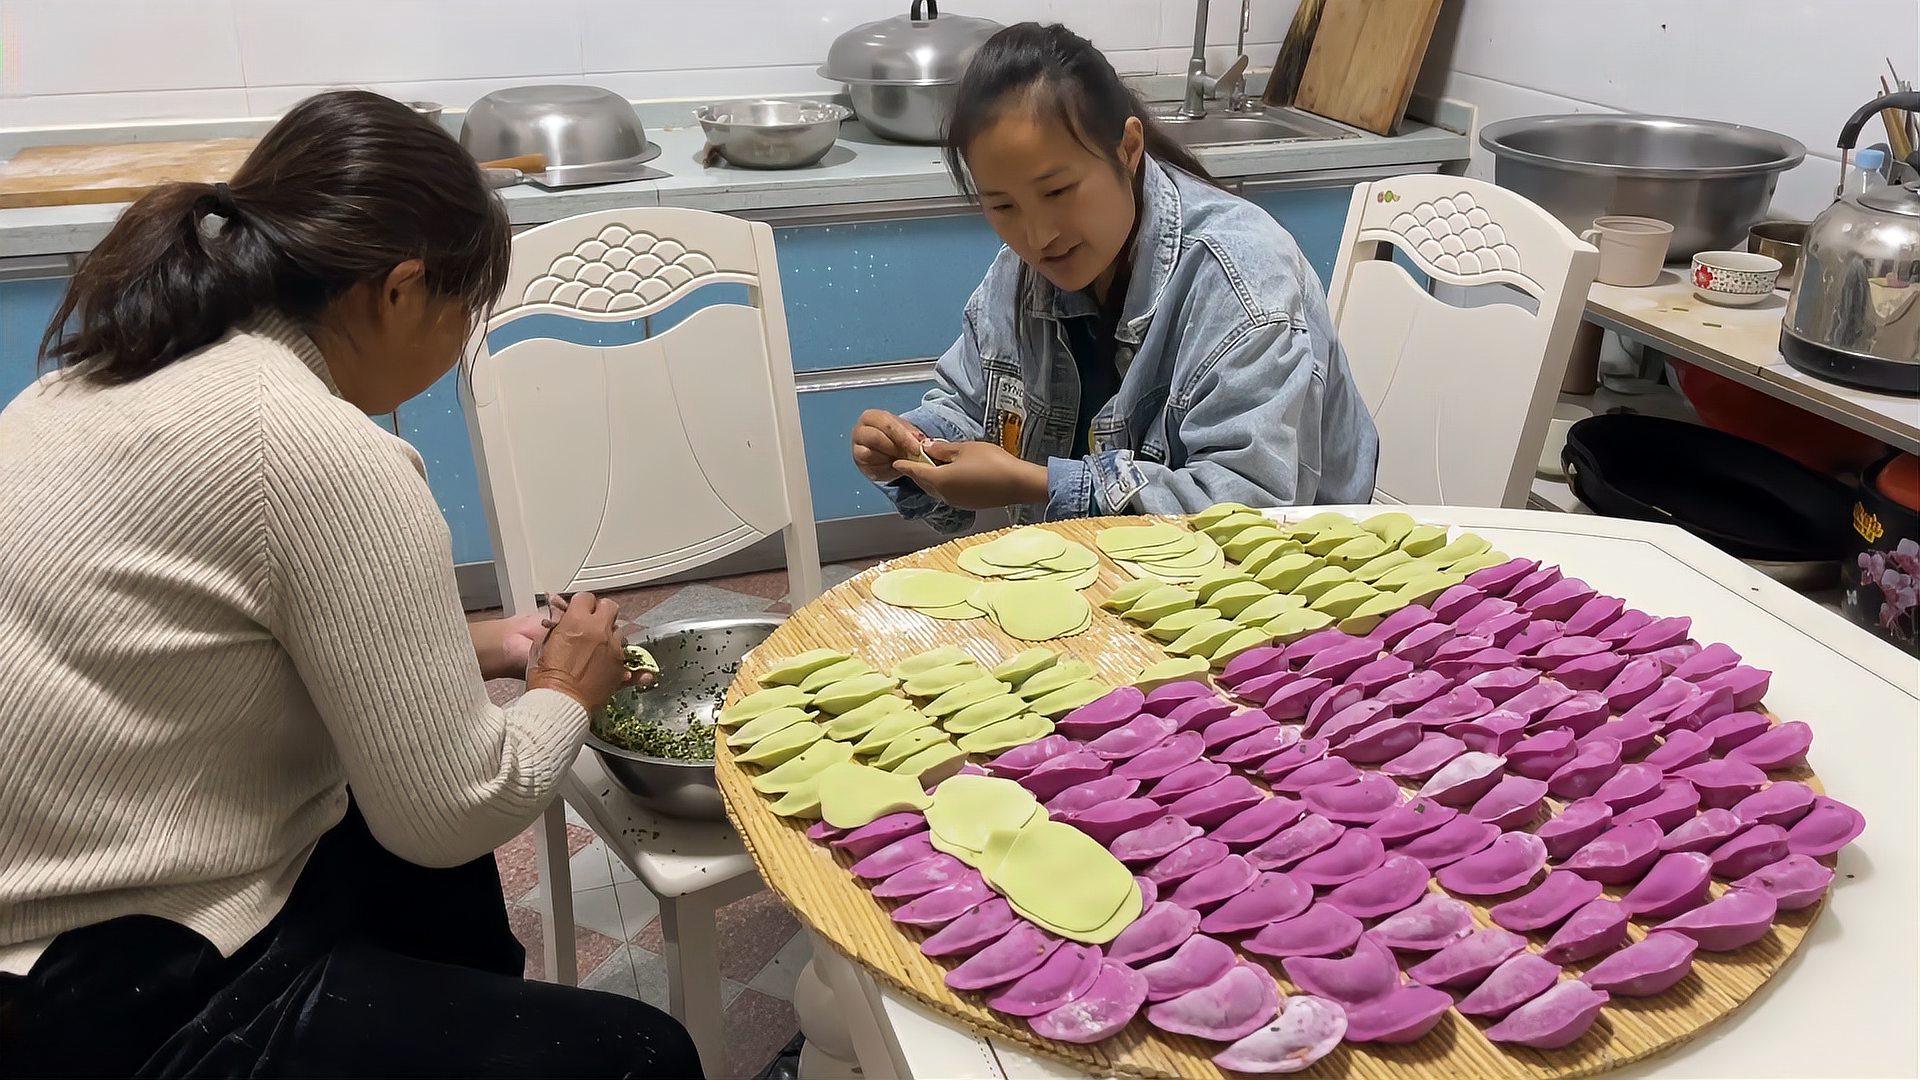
[943,22,1219,196]
[41,90,509,386]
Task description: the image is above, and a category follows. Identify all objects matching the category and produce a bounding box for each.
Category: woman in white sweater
[0,92,701,1077]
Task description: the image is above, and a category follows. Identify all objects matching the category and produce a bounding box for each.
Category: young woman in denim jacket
[850,22,1380,535]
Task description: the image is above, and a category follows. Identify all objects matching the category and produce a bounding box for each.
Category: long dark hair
[41,90,510,385]
[943,22,1219,195]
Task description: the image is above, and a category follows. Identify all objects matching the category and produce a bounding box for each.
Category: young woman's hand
[892,440,1049,511]
[851,410,929,483]
[526,592,632,709]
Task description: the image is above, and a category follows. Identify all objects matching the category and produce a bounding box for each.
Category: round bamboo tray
[714,518,1827,1079]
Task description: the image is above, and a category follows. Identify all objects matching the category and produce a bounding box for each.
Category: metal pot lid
[1859,181,1920,218]
[820,0,1003,86]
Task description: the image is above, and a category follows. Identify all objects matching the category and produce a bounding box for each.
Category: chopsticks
[1879,75,1913,165]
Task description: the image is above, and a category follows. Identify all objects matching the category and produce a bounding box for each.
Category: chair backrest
[1327,174,1598,508]
[462,207,821,616]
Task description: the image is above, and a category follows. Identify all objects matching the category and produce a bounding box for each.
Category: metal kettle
[1782,91,1920,396]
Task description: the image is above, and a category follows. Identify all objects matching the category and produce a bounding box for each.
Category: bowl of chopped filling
[584,616,784,820]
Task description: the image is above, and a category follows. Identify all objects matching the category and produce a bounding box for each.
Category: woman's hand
[526,592,631,710]
[851,410,930,484]
[893,440,1049,511]
[469,612,549,680]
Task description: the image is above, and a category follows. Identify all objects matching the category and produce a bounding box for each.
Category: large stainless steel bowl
[819,0,1002,144]
[695,99,852,169]
[460,84,661,172]
[585,616,783,820]
[1480,114,1806,257]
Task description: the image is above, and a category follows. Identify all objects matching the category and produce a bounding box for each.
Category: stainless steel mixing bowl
[585,616,783,820]
[694,99,852,169]
[460,84,661,173]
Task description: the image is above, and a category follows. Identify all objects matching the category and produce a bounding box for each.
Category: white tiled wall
[0,0,1299,128]
[1414,0,1920,220]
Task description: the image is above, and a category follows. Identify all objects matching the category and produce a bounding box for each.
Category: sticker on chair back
[985,369,1027,456]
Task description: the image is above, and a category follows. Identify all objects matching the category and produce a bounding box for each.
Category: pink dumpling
[1200,871,1314,934]
[1146,760,1231,805]
[1029,961,1148,1044]
[1454,596,1517,632]
[1418,751,1508,806]
[1368,892,1476,951]
[1112,814,1205,864]
[891,875,995,927]
[1111,731,1206,782]
[1017,749,1110,801]
[1701,664,1772,708]
[1212,795,1308,850]
[1270,756,1360,796]
[1521,576,1597,620]
[1447,710,1529,755]
[1456,952,1563,1017]
[1242,903,1363,960]
[1166,695,1238,732]
[1260,677,1333,722]
[1465,557,1539,596]
[1047,774,1142,817]
[1231,669,1299,707]
[1502,679,1578,721]
[1428,632,1496,665]
[1437,831,1548,896]
[1536,798,1615,860]
[1202,708,1279,753]
[1551,650,1631,692]
[1695,710,1772,754]
[1506,728,1578,781]
[1292,829,1387,887]
[1379,733,1468,781]
[1302,685,1366,736]
[1621,615,1691,654]
[946,923,1064,991]
[1581,715,1662,760]
[1733,853,1834,911]
[1659,807,1745,854]
[1659,683,1737,733]
[1580,930,1697,996]
[1392,813,1499,870]
[1673,640,1741,681]
[1375,670,1454,712]
[1620,850,1714,919]
[1323,855,1431,919]
[1285,626,1364,664]
[1137,875,1158,906]
[830,812,928,861]
[1601,656,1664,710]
[1065,798,1167,846]
[1281,933,1400,1009]
[1086,713,1179,760]
[1216,725,1304,769]
[1437,650,1525,684]
[1367,797,1459,844]
[1645,640,1704,674]
[1654,887,1778,951]
[1407,927,1528,988]
[1143,679,1215,716]
[1246,814,1345,872]
[1478,613,1538,650]
[1710,823,1791,879]
[1256,737,1331,783]
[1483,980,1610,1049]
[1528,634,1608,671]
[1316,699,1394,747]
[1611,778,1702,832]
[1145,836,1232,886]
[1298,637,1382,682]
[1595,606,1652,643]
[1405,687,1495,729]
[988,943,1104,1017]
[1563,819,1665,884]
[1348,655,1417,698]
[1107,900,1200,966]
[1167,775,1266,829]
[1470,775,1550,830]
[986,734,1077,780]
[1506,621,1569,657]
[1619,676,1698,727]
[1642,729,1714,773]
[1727,721,1813,771]
[1785,796,1865,858]
[1732,780,1817,829]
[1430,583,1488,622]
[1547,737,1623,801]
[1561,592,1624,636]
[920,897,1017,958]
[1170,854,1258,911]
[1212,994,1347,1074]
[1340,984,1453,1043]
[1302,773,1404,825]
[1218,646,1289,690]
[851,832,938,880]
[1592,762,1665,811]
[1677,758,1769,810]
[1391,621,1462,665]
[874,854,973,900]
[1368,601,1439,646]
[1489,870,1602,933]
[1138,933,1237,1002]
[1537,690,1611,737]
[806,819,845,844]
[1145,961,1280,1042]
[1541,898,1629,963]
[1055,686,1145,738]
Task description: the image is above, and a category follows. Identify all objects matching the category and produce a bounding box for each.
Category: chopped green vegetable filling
[593,686,714,762]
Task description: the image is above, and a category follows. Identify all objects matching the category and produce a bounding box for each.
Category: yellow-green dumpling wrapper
[1309,580,1379,619]
[1350,548,1414,583]
[853,709,938,756]
[726,706,816,751]
[1293,565,1354,601]
[901,662,986,698]
[798,657,873,693]
[1189,502,1253,528]
[1133,655,1210,690]
[735,720,824,767]
[718,684,812,728]
[992,647,1059,684]
[889,741,969,785]
[1231,592,1306,626]
[1448,550,1509,576]
[942,693,1030,734]
[1099,579,1160,613]
[1222,526,1288,563]
[1190,569,1255,601]
[957,713,1055,755]
[1360,511,1416,547]
[1338,590,1408,636]
[874,726,952,771]
[1323,533,1390,570]
[1124,585,1199,624]
[812,672,900,715]
[1210,627,1276,667]
[823,694,913,741]
[751,739,854,795]
[924,676,1014,718]
[1205,581,1273,618]
[892,646,975,679]
[925,774,1042,859]
[1017,659,1097,700]
[1238,537,1303,574]
[1395,572,1462,606]
[758,648,850,687]
[1166,619,1243,658]
[872,567,981,609]
[818,762,932,829]
[1428,533,1491,567]
[1255,553,1323,593]
[1028,681,1110,718]
[1146,606,1226,643]
[1264,608,1335,642]
[987,819,1141,943]
[1398,524,1450,557]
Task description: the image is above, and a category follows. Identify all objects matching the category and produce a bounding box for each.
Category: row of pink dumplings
[803,555,1865,1073]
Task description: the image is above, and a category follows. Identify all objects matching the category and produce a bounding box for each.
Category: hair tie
[212,181,239,218]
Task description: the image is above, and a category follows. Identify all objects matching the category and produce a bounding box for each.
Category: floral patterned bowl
[1691,250,1782,306]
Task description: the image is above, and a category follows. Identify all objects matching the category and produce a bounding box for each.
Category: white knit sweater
[0,315,585,973]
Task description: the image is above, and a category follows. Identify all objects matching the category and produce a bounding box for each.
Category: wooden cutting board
[1293,0,1444,135]
[0,138,258,209]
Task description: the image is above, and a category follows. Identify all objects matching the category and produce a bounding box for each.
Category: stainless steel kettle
[1782,91,1920,396]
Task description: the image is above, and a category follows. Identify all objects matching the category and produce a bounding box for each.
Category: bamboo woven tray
[714,517,1826,1079]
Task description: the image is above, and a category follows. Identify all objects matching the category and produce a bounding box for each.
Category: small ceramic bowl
[1691,250,1781,306]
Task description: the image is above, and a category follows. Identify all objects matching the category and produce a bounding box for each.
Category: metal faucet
[1179,0,1253,119]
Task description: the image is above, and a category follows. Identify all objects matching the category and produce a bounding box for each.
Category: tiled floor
[483,559,882,1079]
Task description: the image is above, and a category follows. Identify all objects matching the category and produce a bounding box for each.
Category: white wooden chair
[1327,174,1599,508]
[460,206,822,1073]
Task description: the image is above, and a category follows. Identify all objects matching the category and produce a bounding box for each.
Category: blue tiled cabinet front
[0,184,1358,565]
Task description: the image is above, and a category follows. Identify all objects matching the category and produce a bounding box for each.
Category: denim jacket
[883,156,1380,534]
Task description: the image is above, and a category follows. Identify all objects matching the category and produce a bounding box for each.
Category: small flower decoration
[1376,190,1401,204]
[1693,265,1714,289]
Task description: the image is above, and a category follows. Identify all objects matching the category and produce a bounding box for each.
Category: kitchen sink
[1152,107,1358,148]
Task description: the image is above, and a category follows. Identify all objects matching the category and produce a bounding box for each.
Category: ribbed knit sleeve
[259,388,587,868]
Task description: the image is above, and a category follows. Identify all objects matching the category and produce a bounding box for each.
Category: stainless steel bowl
[819,0,1002,144]
[585,616,784,821]
[1480,114,1806,257]
[695,99,852,169]
[1749,219,1808,292]
[460,84,661,172]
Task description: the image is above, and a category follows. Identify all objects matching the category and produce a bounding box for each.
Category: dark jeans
[0,804,702,1079]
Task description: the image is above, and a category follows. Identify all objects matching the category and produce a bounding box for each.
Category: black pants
[0,805,703,1079]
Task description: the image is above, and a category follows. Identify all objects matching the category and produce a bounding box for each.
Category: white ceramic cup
[1580,215,1675,287]
[1691,250,1782,306]
[1537,402,1593,478]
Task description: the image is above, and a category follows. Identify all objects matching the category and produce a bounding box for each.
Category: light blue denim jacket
[883,156,1380,534]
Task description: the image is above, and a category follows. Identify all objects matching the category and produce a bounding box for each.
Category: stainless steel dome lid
[819,0,1003,87]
